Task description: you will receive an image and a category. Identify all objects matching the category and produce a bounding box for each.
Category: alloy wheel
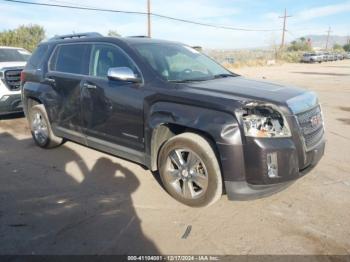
[31,112,49,145]
[164,149,208,199]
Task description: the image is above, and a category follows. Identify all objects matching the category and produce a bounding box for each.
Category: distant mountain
[303,35,349,49]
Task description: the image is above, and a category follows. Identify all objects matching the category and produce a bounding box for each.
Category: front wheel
[158,132,222,207]
[29,104,64,148]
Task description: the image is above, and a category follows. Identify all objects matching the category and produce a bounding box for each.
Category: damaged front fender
[145,101,247,182]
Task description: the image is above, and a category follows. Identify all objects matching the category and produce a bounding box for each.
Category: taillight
[20,71,25,82]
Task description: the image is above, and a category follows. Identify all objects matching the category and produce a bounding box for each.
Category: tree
[342,43,350,52]
[287,38,311,52]
[0,24,45,52]
[333,43,344,51]
[107,30,121,37]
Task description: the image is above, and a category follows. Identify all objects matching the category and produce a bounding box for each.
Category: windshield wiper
[169,78,209,83]
[213,73,236,79]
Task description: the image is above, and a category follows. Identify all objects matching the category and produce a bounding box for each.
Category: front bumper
[0,94,23,115]
[224,136,325,201]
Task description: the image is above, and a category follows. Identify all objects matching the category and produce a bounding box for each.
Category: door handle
[45,77,56,84]
[83,83,97,89]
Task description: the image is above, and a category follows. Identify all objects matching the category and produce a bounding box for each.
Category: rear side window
[27,45,48,70]
[49,44,90,75]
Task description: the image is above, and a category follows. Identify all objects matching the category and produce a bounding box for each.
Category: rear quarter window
[26,45,48,70]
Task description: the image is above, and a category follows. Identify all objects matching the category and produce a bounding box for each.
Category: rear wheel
[158,132,222,207]
[29,104,64,148]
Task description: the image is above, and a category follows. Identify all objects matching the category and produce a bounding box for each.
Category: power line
[286,30,296,39]
[279,8,292,49]
[3,0,148,15]
[47,0,98,9]
[1,0,281,32]
[152,13,280,32]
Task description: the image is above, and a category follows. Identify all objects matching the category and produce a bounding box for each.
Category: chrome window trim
[47,41,144,84]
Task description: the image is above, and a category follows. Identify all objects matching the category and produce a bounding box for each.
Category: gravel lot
[0,60,349,255]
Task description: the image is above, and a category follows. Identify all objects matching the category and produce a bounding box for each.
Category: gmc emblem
[310,114,322,127]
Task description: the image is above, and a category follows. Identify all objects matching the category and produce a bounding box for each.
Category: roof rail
[49,32,103,41]
[127,35,150,38]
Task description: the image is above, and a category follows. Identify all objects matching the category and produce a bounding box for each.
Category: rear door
[46,43,90,140]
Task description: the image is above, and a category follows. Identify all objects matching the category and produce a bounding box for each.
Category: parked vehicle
[316,52,326,62]
[21,33,325,207]
[346,52,350,59]
[332,53,338,61]
[320,52,328,62]
[336,53,344,60]
[323,52,330,61]
[301,52,323,63]
[0,46,31,115]
[330,53,336,61]
[323,52,332,61]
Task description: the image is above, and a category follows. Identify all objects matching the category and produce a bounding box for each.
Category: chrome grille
[296,105,324,151]
[4,69,22,91]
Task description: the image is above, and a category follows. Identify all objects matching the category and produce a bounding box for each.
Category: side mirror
[107,67,141,83]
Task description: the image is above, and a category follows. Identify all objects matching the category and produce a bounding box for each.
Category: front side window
[0,48,31,62]
[49,44,90,75]
[89,44,139,78]
[133,43,233,82]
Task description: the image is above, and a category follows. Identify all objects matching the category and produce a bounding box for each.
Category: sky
[0,0,349,49]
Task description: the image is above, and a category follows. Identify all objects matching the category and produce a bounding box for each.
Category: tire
[29,104,64,149]
[158,132,222,207]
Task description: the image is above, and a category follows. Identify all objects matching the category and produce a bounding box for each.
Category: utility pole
[147,0,151,37]
[279,8,292,49]
[325,27,332,49]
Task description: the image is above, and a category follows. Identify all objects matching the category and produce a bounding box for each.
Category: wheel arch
[149,123,221,172]
[25,96,42,118]
[146,102,240,173]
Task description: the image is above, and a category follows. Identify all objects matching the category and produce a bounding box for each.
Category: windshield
[133,43,234,82]
[0,48,31,62]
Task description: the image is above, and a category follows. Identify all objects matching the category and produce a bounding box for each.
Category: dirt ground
[0,60,349,255]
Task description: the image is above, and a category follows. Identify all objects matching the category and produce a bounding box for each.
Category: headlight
[238,103,291,138]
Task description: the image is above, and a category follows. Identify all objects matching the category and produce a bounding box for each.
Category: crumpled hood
[185,76,306,104]
[0,61,26,70]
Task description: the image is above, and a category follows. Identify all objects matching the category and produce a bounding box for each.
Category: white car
[301,53,323,63]
[0,46,31,115]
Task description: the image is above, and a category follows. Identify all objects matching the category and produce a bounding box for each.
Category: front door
[81,43,144,153]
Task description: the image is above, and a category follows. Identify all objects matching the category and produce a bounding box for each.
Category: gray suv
[21,33,325,207]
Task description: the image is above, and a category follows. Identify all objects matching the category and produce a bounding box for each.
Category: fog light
[0,95,10,102]
[267,152,279,178]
